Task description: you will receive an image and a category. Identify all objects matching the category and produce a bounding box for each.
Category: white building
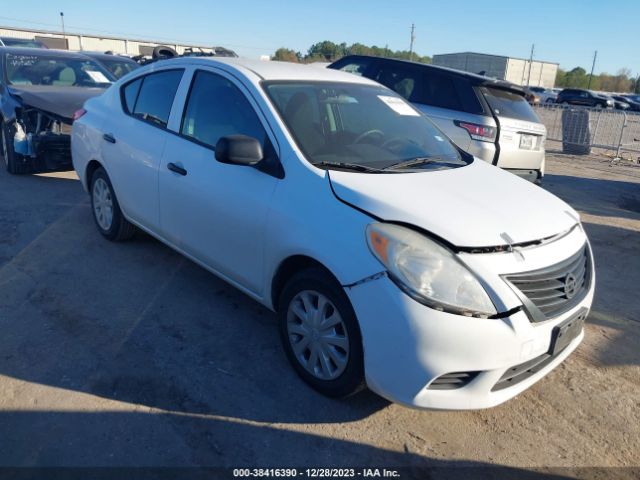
[432,52,558,88]
[0,25,215,56]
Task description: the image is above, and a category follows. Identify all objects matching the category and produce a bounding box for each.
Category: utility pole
[409,24,415,61]
[60,12,66,44]
[526,44,535,86]
[588,50,597,90]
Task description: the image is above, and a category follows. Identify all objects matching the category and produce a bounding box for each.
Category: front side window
[338,60,370,77]
[126,70,183,128]
[265,82,466,172]
[374,65,421,102]
[4,53,113,87]
[483,87,540,123]
[180,70,266,149]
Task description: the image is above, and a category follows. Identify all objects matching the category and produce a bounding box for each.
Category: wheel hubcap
[287,290,349,381]
[92,178,114,231]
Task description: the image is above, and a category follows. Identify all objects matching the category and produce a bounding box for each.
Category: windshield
[483,87,541,123]
[264,82,467,172]
[97,57,139,79]
[4,53,113,87]
[2,38,44,48]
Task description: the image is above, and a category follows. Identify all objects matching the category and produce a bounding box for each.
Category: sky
[0,0,636,75]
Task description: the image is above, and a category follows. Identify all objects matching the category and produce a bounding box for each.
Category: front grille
[427,371,479,390]
[505,245,592,322]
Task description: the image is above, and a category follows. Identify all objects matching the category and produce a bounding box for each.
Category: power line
[409,23,415,61]
[587,50,598,90]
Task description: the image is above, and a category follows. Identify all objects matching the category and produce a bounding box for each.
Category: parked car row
[552,88,640,111]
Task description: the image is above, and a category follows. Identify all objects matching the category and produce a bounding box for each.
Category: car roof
[82,51,137,62]
[0,46,93,59]
[152,56,382,85]
[330,54,525,92]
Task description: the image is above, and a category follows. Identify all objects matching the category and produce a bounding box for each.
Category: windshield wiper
[383,157,460,170]
[312,161,387,173]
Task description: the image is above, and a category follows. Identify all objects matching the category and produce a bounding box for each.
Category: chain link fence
[533,104,640,160]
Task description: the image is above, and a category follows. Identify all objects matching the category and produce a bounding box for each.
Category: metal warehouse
[0,25,214,56]
[432,52,558,88]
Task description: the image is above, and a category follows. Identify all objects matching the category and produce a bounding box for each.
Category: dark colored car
[0,47,115,174]
[0,37,47,49]
[555,89,614,108]
[81,51,140,79]
[329,55,546,183]
[614,95,640,112]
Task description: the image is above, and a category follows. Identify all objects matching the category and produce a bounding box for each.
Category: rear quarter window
[122,69,184,128]
[482,87,540,123]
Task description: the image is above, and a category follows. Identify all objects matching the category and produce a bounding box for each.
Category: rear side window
[418,71,462,110]
[122,77,142,113]
[418,71,484,114]
[123,69,184,128]
[482,87,540,123]
[180,70,266,149]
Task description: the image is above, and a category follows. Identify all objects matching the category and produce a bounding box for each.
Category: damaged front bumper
[10,115,73,172]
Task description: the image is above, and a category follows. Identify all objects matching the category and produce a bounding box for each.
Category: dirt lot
[0,153,638,477]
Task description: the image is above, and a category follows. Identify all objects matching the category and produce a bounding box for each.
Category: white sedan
[72,57,594,410]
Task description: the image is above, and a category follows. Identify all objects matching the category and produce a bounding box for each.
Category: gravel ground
[0,153,638,477]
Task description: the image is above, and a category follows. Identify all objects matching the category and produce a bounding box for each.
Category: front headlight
[366,223,497,318]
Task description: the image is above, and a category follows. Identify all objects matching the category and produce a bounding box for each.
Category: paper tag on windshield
[86,70,110,83]
[377,95,420,116]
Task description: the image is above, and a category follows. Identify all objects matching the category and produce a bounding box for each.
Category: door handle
[103,133,116,144]
[167,162,187,176]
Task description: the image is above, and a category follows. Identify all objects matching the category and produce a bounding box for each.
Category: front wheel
[90,167,136,241]
[1,121,30,174]
[278,268,364,398]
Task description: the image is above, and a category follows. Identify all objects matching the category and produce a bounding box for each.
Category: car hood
[329,160,578,248]
[7,85,106,121]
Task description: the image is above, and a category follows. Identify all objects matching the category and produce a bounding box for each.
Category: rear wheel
[90,167,136,241]
[1,121,30,174]
[278,268,364,398]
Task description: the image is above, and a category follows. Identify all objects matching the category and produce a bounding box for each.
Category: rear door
[481,86,546,170]
[102,69,184,230]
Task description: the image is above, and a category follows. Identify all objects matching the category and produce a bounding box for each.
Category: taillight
[73,108,87,121]
[454,121,496,142]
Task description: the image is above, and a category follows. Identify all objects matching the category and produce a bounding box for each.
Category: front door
[159,69,279,295]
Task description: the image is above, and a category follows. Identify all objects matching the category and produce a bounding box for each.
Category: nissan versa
[71,58,595,410]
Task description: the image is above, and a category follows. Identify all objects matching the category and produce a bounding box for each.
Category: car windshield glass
[483,87,540,122]
[264,81,467,172]
[4,53,114,87]
[97,57,139,79]
[2,39,43,48]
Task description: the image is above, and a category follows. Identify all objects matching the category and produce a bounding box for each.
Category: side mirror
[215,135,263,166]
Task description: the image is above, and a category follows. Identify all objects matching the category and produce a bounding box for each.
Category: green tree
[307,41,346,61]
[273,48,301,63]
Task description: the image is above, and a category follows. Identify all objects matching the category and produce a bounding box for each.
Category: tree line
[555,67,639,93]
[272,40,431,64]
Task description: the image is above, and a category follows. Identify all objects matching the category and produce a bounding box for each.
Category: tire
[90,167,136,241]
[278,267,364,398]
[1,120,30,174]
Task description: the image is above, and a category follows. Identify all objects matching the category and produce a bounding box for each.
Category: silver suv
[329,55,546,183]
